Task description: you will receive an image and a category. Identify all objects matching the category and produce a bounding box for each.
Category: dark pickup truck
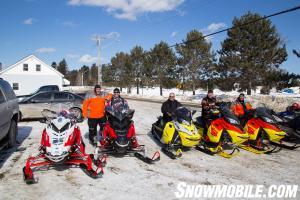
[0,78,19,150]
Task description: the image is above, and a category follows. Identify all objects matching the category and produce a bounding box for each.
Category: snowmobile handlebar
[40,109,80,123]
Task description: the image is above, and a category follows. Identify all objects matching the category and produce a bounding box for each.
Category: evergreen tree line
[54,12,300,95]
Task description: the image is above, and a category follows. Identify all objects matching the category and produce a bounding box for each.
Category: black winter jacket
[161,99,182,117]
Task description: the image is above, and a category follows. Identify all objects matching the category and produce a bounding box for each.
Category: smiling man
[82,84,112,144]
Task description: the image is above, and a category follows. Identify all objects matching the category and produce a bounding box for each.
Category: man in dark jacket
[201,90,217,126]
[161,92,182,122]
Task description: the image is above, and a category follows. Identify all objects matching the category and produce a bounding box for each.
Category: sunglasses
[169,96,175,98]
[114,92,120,94]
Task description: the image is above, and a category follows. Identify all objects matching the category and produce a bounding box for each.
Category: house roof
[0,54,64,77]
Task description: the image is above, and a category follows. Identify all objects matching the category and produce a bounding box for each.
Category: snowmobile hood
[50,116,72,132]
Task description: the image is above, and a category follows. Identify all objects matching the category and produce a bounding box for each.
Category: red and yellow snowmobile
[23,109,106,184]
[240,106,299,154]
[195,103,249,158]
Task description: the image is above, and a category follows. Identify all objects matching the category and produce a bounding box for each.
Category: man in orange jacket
[82,84,112,144]
[231,93,253,125]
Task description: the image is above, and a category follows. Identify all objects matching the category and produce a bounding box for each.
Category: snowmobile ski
[238,144,281,154]
[134,151,160,164]
[196,144,239,158]
[161,147,182,159]
[270,141,300,150]
[217,148,240,158]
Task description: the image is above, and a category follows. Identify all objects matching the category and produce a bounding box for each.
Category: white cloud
[177,9,186,17]
[170,31,178,38]
[79,54,98,63]
[23,18,37,25]
[103,31,120,39]
[68,0,184,21]
[200,22,227,41]
[91,32,120,43]
[201,22,227,34]
[36,47,56,53]
[79,54,109,63]
[205,22,227,33]
[62,21,79,27]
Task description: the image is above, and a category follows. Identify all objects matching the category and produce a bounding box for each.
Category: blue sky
[0,0,299,73]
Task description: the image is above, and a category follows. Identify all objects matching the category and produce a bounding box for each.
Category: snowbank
[102,86,299,111]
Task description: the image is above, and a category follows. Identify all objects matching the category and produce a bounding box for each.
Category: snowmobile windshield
[174,107,192,125]
[51,121,71,133]
[219,103,240,125]
[106,104,134,121]
[255,107,277,124]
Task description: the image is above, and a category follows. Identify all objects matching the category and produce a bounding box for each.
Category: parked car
[19,91,84,121]
[17,85,59,102]
[0,78,19,150]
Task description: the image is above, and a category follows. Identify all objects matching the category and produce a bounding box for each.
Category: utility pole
[95,35,102,85]
[93,35,108,85]
[92,33,119,85]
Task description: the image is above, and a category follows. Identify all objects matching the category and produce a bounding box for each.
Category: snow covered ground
[0,99,300,200]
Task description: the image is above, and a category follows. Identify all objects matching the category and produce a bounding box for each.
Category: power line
[169,5,300,48]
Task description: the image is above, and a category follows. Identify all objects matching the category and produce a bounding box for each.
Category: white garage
[0,54,70,96]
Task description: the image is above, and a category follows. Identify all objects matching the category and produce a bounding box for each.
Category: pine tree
[149,41,176,96]
[176,30,215,95]
[57,59,68,76]
[218,12,287,95]
[130,46,146,94]
[51,62,57,69]
[79,65,89,86]
[90,64,98,85]
[65,70,78,86]
[111,52,133,92]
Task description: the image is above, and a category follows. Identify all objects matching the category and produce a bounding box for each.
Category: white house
[0,54,70,96]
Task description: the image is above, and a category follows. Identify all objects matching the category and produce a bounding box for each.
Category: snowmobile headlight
[262,116,275,124]
[273,115,283,123]
[175,122,193,136]
[193,126,198,134]
[227,118,239,125]
[181,119,191,126]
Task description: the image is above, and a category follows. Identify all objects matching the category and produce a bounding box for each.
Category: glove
[167,112,173,117]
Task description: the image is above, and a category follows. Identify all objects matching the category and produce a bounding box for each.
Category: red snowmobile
[23,109,106,184]
[95,104,160,164]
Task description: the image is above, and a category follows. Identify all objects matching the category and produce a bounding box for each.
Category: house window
[36,64,41,71]
[23,64,28,71]
[12,83,19,90]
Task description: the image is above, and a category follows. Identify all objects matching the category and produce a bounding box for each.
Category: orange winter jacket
[82,92,112,119]
[231,100,253,117]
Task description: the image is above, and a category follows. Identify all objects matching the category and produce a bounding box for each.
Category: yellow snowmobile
[151,107,201,159]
